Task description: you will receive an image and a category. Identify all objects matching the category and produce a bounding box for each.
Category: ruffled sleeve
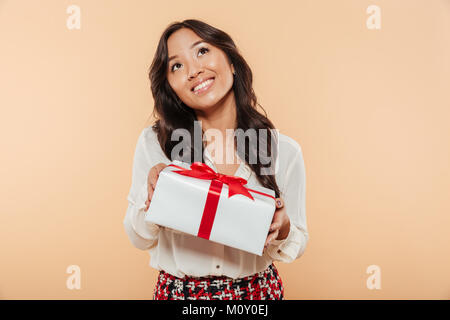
[266,142,309,263]
[123,128,161,251]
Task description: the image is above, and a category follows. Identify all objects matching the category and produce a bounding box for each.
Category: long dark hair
[147,19,281,198]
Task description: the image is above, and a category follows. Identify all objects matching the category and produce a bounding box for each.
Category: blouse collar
[203,147,252,182]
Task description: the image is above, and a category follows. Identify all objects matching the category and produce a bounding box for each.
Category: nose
[188,61,203,80]
[189,69,202,80]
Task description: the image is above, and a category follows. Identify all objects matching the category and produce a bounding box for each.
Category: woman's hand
[145,163,168,212]
[263,197,290,252]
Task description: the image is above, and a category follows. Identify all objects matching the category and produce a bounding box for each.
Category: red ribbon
[170,162,254,200]
[168,162,275,240]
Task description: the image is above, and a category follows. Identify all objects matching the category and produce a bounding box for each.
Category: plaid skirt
[152,263,284,300]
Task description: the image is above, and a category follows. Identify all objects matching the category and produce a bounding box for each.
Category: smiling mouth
[192,77,215,95]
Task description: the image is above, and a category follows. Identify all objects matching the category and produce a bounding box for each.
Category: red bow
[170,162,254,200]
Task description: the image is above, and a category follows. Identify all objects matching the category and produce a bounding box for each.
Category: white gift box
[144,160,276,256]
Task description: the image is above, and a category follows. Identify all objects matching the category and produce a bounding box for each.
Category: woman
[123,19,309,300]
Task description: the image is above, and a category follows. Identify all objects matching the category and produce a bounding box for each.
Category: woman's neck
[195,91,238,163]
[195,90,237,137]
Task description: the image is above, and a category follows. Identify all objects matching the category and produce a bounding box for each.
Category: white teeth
[193,79,213,92]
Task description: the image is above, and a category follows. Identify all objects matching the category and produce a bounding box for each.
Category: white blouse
[123,126,309,279]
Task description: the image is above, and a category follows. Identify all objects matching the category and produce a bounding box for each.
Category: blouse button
[277,249,282,254]
[216,265,220,269]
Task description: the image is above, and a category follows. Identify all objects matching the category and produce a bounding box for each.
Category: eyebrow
[168,40,205,63]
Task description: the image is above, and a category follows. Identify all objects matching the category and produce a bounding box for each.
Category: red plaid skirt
[152,263,284,300]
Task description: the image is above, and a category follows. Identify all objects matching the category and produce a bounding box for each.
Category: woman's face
[166,28,235,111]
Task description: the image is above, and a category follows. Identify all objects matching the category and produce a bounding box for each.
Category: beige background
[1,0,449,299]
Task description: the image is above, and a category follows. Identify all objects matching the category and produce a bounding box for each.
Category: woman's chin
[191,96,221,109]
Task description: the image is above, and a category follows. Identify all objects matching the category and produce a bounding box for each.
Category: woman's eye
[170,47,209,72]
[198,47,209,56]
[171,63,181,72]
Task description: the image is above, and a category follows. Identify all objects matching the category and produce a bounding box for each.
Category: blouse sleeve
[123,128,161,251]
[265,143,309,263]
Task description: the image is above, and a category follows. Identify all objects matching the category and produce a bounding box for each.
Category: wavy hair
[147,19,281,197]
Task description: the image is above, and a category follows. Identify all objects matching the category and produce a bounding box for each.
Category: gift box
[144,160,276,256]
